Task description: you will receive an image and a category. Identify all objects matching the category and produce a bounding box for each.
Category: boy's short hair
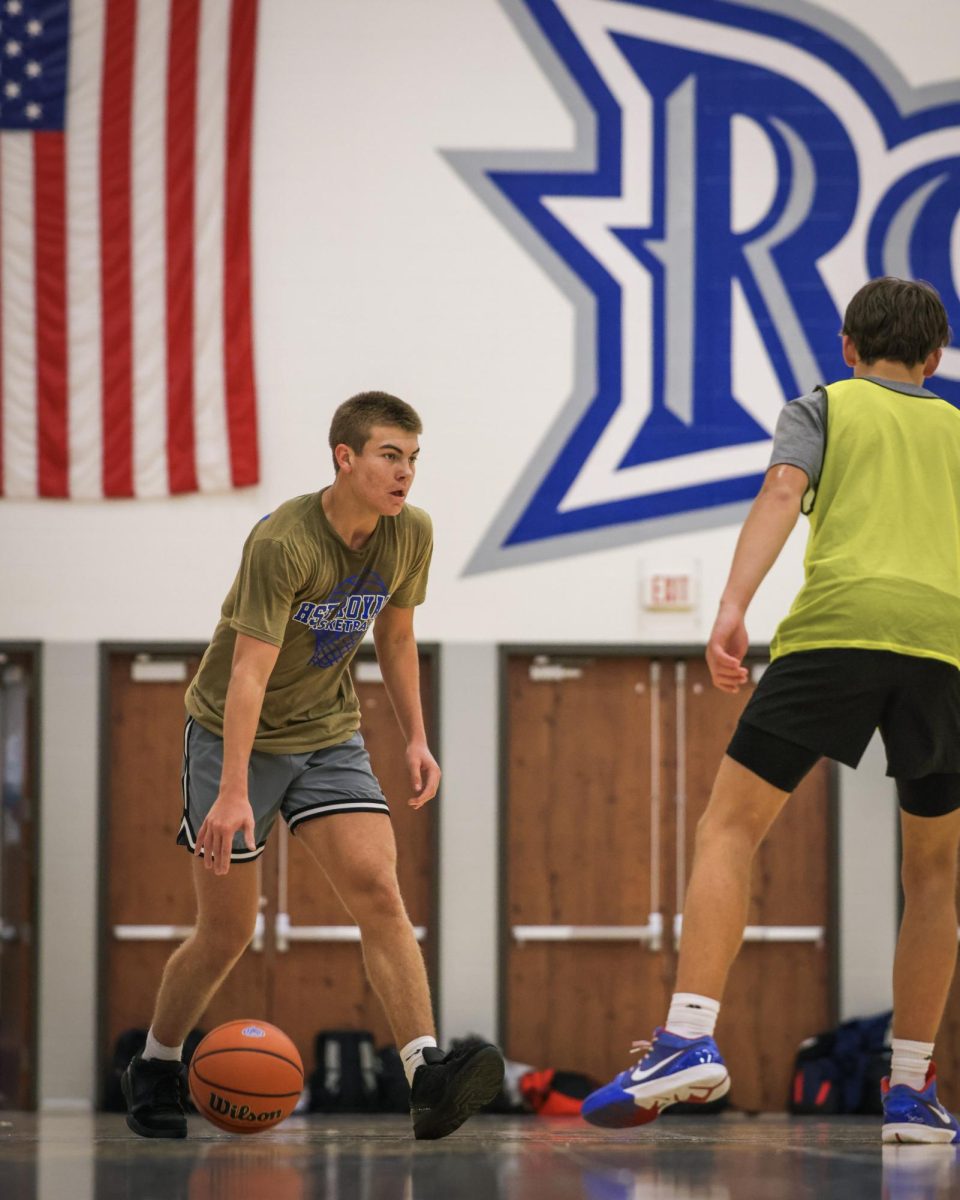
[842,277,952,366]
[328,391,422,471]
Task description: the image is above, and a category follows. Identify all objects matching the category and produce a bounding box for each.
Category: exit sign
[643,571,697,612]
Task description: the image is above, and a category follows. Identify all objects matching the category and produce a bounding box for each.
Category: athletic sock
[665,992,721,1040]
[889,1038,934,1091]
[400,1035,438,1087]
[142,1029,184,1063]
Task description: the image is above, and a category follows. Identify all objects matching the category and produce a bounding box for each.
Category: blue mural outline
[447,0,960,573]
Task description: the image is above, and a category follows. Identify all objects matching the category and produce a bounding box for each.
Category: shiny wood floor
[1,1112,957,1199]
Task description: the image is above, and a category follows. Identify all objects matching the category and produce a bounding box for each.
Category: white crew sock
[142,1029,183,1063]
[400,1035,438,1087]
[665,992,721,1040]
[889,1038,934,1091]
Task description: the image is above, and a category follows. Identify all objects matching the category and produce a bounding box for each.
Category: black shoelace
[150,1071,186,1109]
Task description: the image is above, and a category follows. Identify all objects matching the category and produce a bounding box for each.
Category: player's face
[346,425,420,515]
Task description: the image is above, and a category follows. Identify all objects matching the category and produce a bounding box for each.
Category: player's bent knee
[901,846,960,893]
[696,811,778,866]
[902,864,950,902]
[194,911,259,958]
[347,872,407,924]
[694,806,764,851]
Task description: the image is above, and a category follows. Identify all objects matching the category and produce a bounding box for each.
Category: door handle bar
[113,912,266,952]
[512,913,663,952]
[673,914,823,947]
[275,912,426,952]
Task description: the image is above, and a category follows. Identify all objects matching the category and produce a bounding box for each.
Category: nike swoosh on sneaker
[630,1051,685,1083]
[918,1098,955,1127]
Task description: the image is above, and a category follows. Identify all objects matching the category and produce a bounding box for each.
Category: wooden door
[102,647,436,1093]
[680,658,833,1112]
[0,651,37,1109]
[103,651,269,1067]
[503,650,835,1110]
[504,655,671,1080]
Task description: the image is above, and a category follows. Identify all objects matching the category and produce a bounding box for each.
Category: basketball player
[583,279,960,1142]
[123,391,504,1140]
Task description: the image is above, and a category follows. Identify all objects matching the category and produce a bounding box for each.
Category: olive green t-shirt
[185,491,433,753]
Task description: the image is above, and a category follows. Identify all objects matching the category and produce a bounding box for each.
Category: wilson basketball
[188,1020,304,1134]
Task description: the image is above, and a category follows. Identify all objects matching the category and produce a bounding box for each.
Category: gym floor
[1,1113,956,1199]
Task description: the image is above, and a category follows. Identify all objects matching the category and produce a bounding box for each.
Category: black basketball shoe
[122,1053,190,1139]
[409,1042,505,1140]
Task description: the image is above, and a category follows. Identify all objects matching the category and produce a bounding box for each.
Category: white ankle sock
[890,1038,933,1091]
[143,1029,183,1063]
[400,1035,438,1087]
[665,992,721,1040]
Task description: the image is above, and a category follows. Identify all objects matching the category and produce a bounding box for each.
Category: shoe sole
[882,1122,959,1145]
[583,1065,731,1129]
[413,1046,505,1140]
[121,1069,188,1140]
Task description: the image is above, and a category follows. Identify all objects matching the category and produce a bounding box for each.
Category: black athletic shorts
[727,649,960,817]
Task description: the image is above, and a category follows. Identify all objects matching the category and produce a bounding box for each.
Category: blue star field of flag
[0,0,68,130]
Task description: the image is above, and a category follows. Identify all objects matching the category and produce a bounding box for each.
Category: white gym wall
[5,0,953,1105]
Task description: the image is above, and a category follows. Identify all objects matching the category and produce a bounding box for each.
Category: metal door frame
[97,640,441,1106]
[498,643,840,1048]
[0,641,43,1110]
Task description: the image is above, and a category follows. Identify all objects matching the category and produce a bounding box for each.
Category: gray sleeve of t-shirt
[768,388,827,511]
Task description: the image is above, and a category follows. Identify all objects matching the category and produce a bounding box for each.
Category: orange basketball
[188,1020,304,1134]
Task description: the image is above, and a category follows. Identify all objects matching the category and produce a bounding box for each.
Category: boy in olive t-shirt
[184,490,433,754]
[123,391,504,1142]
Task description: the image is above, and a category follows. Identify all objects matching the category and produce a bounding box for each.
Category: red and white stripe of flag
[0,0,259,499]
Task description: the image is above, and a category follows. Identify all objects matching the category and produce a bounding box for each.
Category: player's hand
[706,602,750,694]
[406,741,441,809]
[195,790,256,876]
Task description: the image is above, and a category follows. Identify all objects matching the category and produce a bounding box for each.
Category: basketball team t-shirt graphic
[185,491,432,753]
[292,571,392,668]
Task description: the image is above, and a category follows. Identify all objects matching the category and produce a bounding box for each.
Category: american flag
[0,0,259,498]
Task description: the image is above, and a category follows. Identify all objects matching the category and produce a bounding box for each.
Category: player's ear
[334,442,353,472]
[923,346,943,379]
[840,334,859,369]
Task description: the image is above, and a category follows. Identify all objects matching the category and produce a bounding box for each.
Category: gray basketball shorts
[177,717,390,863]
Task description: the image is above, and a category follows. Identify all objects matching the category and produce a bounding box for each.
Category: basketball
[188,1020,304,1134]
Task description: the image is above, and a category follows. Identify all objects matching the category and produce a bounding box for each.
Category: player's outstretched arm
[195,632,280,875]
[373,602,441,809]
[707,464,808,694]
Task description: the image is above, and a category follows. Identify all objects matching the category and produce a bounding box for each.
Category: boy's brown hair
[842,277,952,366]
[328,391,422,471]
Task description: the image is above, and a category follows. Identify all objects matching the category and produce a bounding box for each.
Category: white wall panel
[38,644,99,1111]
[0,0,955,643]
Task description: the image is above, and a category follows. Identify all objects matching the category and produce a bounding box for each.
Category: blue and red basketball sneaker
[581,1028,730,1128]
[882,1065,960,1144]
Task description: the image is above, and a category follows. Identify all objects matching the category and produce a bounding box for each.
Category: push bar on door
[511,913,663,952]
[113,912,266,951]
[274,912,427,952]
[672,913,823,947]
